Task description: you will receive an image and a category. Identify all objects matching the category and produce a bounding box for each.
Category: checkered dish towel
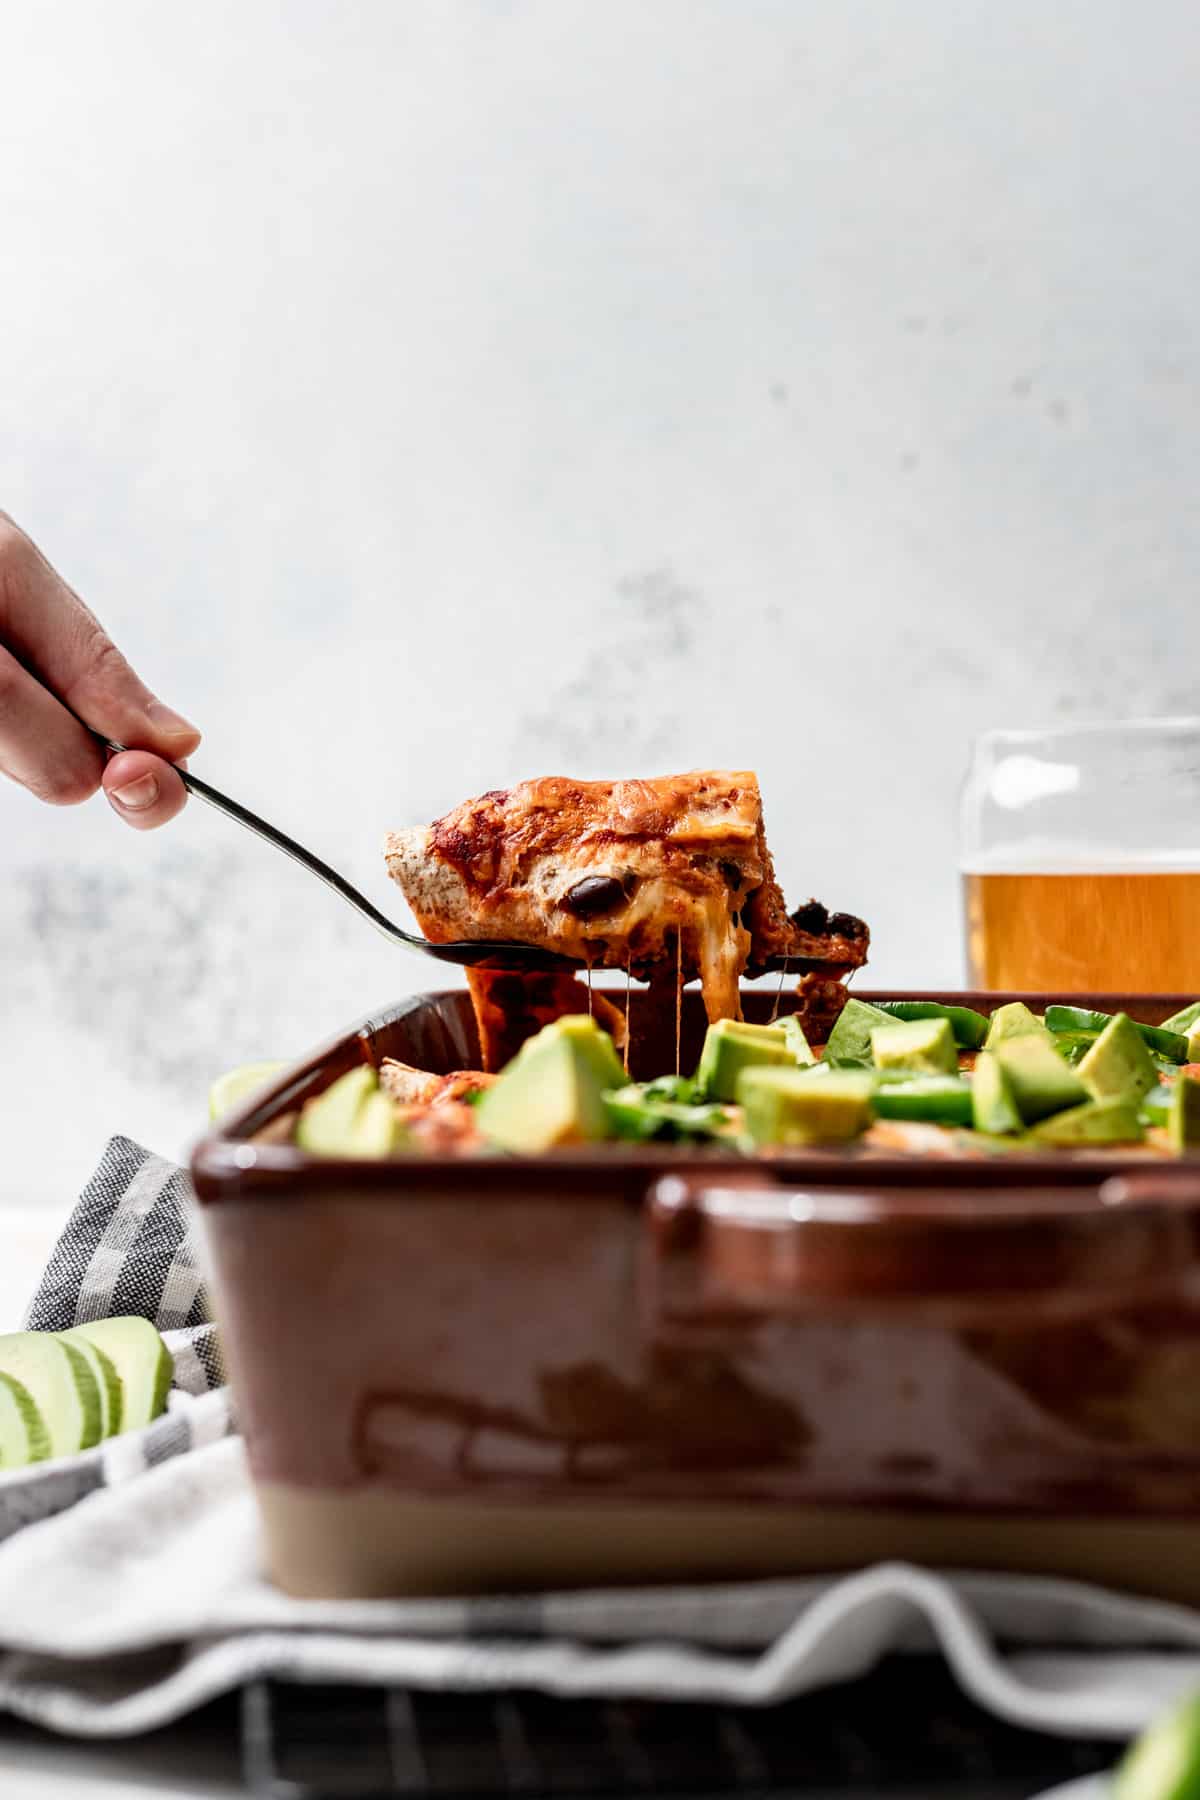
[2,1136,233,1543]
[5,1135,1200,1745]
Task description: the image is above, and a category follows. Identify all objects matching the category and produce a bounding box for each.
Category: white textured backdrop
[2,0,1198,1207]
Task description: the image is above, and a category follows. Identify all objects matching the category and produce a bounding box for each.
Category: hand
[0,512,200,830]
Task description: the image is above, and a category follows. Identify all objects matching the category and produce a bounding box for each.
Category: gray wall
[2,1,1198,1203]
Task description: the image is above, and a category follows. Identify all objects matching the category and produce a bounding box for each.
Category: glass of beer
[961,719,1200,992]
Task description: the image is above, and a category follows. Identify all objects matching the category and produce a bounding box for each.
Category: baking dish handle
[642,1167,1200,1324]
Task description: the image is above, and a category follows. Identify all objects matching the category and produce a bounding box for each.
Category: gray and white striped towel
[1,1136,233,1544]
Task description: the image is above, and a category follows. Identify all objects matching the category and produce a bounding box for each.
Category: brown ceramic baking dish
[192,989,1200,1602]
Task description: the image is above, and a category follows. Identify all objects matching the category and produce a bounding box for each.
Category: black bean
[789,899,829,934]
[560,874,630,918]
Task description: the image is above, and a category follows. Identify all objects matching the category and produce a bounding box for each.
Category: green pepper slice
[1044,1005,1189,1064]
[869,1000,989,1049]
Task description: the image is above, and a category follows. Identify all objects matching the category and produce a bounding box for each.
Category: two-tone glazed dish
[193,988,1200,1602]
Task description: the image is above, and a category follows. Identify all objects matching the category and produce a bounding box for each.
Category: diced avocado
[1077,1012,1159,1104]
[208,1060,287,1122]
[1160,1003,1200,1061]
[60,1334,122,1437]
[1161,1001,1200,1037]
[1030,1098,1145,1145]
[872,1076,973,1126]
[1045,1005,1190,1064]
[984,1002,1051,1048]
[1169,1074,1200,1154]
[995,1034,1088,1124]
[1140,1085,1172,1128]
[871,1017,958,1077]
[870,1000,989,1049]
[544,1015,632,1092]
[1113,1691,1200,1800]
[65,1317,173,1435]
[296,1065,405,1158]
[695,1019,796,1102]
[297,1065,376,1149]
[604,1084,734,1143]
[0,1333,102,1458]
[971,1050,1024,1135]
[738,1067,874,1146]
[779,1014,816,1067]
[476,1015,626,1152]
[1051,1030,1099,1066]
[823,997,895,1064]
[0,1371,50,1469]
[358,1090,407,1156]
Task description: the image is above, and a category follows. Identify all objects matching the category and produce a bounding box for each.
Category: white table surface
[0,1210,60,1333]
[0,1211,244,1797]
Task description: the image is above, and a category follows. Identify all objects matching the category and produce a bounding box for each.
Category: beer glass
[961,719,1200,992]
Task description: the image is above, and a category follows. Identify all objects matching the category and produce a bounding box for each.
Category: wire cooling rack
[240,1657,1114,1799]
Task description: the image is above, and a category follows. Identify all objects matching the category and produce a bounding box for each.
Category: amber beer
[964,869,1200,993]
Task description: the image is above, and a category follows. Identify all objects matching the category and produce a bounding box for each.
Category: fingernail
[146,700,200,740]
[111,773,159,811]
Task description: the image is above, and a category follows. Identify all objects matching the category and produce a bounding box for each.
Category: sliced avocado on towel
[0,1370,51,1468]
[0,1332,102,1458]
[1114,1690,1200,1800]
[59,1334,123,1437]
[65,1318,172,1435]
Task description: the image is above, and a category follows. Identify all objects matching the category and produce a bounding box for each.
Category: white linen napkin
[2,1434,1200,1739]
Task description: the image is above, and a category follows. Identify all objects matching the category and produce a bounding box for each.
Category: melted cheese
[384,770,867,1033]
